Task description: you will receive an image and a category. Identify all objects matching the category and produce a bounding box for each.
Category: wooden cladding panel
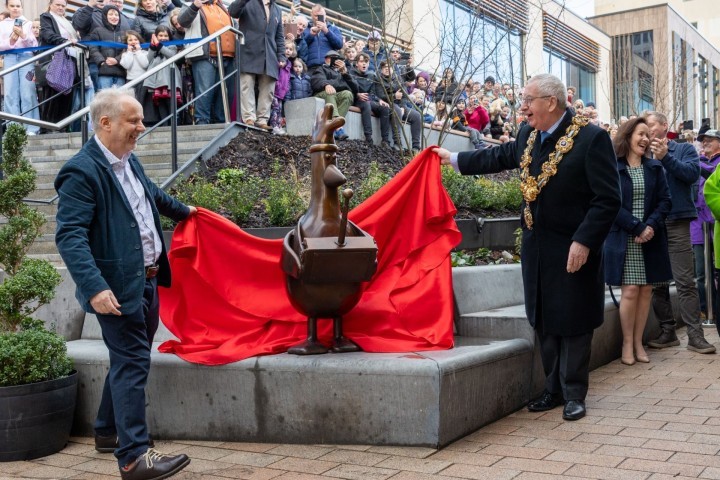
[454,0,530,33]
[543,13,600,72]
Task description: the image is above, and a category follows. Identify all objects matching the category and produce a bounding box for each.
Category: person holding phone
[0,0,40,135]
[303,4,343,70]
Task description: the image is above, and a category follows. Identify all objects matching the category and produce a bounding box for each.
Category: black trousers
[537,330,593,401]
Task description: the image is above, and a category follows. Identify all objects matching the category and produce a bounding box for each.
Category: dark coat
[228,0,285,79]
[287,73,312,100]
[88,6,126,78]
[604,157,672,285]
[310,63,357,96]
[71,5,132,37]
[661,140,701,220]
[373,72,401,104]
[55,138,190,315]
[132,6,173,42]
[457,110,621,336]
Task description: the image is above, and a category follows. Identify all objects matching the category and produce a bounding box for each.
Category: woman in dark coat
[604,117,672,365]
[39,0,75,127]
[133,0,172,42]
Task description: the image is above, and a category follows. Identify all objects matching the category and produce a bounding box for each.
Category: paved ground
[2,327,720,480]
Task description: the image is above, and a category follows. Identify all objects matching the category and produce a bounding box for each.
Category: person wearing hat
[310,49,357,140]
[362,29,386,75]
[701,129,720,337]
[692,127,720,323]
[303,4,343,69]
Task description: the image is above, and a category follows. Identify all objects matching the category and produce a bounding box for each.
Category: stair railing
[0,25,245,176]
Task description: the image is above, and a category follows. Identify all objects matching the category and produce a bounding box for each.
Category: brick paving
[2,327,720,480]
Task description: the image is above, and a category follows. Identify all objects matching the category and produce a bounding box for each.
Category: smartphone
[400,52,411,60]
[317,14,325,23]
[14,18,23,27]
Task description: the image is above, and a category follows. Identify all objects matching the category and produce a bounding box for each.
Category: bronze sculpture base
[288,316,361,355]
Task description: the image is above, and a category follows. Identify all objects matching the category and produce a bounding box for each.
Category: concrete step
[67,334,535,447]
[28,142,216,167]
[0,214,56,235]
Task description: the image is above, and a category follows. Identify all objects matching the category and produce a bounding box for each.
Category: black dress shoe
[120,448,190,480]
[562,400,586,421]
[527,391,564,412]
[95,433,155,453]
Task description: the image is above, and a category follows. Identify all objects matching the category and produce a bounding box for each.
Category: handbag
[34,60,50,87]
[45,50,75,94]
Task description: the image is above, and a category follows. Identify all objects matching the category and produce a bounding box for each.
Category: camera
[317,14,325,23]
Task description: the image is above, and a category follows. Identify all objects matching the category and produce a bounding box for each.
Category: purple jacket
[691,153,720,244]
[274,61,292,100]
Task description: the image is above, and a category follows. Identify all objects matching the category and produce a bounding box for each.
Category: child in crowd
[269,42,296,135]
[466,94,489,146]
[451,98,484,149]
[32,19,40,39]
[431,99,449,129]
[120,30,149,100]
[287,58,312,100]
[411,88,434,124]
[141,25,181,126]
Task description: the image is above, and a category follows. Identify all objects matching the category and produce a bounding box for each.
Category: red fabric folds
[158,148,461,365]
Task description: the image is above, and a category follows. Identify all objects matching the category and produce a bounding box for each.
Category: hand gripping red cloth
[158,148,462,365]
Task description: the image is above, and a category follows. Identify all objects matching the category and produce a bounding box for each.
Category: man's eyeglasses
[521,95,553,106]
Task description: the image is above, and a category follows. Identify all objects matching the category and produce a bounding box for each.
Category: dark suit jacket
[55,138,190,315]
[229,0,285,79]
[457,109,621,336]
[604,157,672,285]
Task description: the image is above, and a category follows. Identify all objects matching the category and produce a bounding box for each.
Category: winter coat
[72,5,132,37]
[457,109,621,336]
[703,168,720,268]
[133,6,173,42]
[274,60,291,99]
[287,73,312,100]
[373,72,402,105]
[604,157,672,285]
[178,0,232,62]
[143,43,181,89]
[120,48,150,81]
[351,69,377,97]
[362,46,386,75]
[302,21,343,68]
[466,105,489,131]
[661,140,701,220]
[310,63,357,96]
[228,0,285,79]
[690,153,720,244]
[435,81,458,103]
[88,6,126,78]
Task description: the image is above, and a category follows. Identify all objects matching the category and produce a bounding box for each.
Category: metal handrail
[0,40,75,79]
[0,25,245,131]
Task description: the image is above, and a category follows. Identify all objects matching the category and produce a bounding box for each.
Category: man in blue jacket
[645,111,716,353]
[303,3,343,70]
[55,88,195,480]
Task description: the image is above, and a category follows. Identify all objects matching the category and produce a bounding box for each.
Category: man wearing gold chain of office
[434,73,621,421]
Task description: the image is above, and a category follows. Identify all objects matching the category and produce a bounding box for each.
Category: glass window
[323,0,383,26]
[544,49,595,105]
[438,0,523,87]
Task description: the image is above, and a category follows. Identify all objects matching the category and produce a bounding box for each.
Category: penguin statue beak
[323,164,347,189]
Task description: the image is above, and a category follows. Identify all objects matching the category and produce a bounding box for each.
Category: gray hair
[528,73,567,109]
[89,88,138,126]
[643,110,668,125]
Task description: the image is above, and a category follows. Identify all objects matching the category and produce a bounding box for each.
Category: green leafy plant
[171,174,223,213]
[441,167,476,209]
[217,168,261,224]
[263,161,305,226]
[0,124,68,387]
[354,161,391,206]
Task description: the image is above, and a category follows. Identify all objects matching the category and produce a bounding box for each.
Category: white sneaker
[272,126,286,135]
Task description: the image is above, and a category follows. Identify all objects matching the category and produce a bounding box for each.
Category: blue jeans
[3,53,40,134]
[89,62,100,91]
[71,81,95,132]
[95,277,159,467]
[191,57,236,124]
[97,75,126,91]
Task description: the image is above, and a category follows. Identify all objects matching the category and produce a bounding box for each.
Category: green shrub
[217,168,261,224]
[172,174,223,213]
[354,161,391,206]
[263,162,305,226]
[441,167,476,209]
[0,319,72,387]
[0,124,69,385]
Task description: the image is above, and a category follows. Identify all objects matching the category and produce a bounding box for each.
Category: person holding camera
[1,0,40,135]
[303,4,343,70]
[310,49,356,140]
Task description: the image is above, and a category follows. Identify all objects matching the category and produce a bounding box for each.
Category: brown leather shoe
[255,122,273,131]
[120,449,190,480]
[95,433,155,453]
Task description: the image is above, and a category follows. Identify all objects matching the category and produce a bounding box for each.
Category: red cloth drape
[158,148,461,365]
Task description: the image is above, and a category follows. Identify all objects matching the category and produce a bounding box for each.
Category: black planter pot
[0,371,78,461]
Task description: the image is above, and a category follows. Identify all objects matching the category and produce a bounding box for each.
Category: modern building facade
[590,3,720,130]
